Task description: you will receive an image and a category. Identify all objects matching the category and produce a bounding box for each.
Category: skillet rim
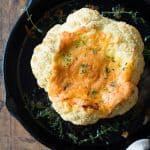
[3,0,150,149]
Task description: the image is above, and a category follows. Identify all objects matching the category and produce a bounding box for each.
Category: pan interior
[16,0,150,146]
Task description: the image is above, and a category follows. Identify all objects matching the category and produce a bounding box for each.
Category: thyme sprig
[144,36,150,55]
[24,6,43,34]
[101,5,141,24]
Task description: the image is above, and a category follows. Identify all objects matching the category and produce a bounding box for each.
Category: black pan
[3,0,150,149]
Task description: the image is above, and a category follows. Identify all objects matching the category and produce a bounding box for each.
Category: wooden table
[0,0,50,149]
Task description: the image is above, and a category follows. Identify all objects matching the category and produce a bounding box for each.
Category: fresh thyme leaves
[78,123,120,145]
[144,35,150,42]
[63,53,72,66]
[101,5,140,23]
[101,5,127,19]
[110,82,116,87]
[82,35,88,41]
[34,103,64,139]
[26,87,137,145]
[112,5,125,19]
[36,107,51,118]
[24,6,43,34]
[67,133,78,143]
[80,64,88,74]
[101,124,119,134]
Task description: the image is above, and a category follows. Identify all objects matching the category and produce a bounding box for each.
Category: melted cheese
[48,27,135,116]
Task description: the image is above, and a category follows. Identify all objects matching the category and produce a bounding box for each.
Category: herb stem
[24,7,43,33]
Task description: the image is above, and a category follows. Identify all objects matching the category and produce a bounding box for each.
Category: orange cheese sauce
[48,27,135,115]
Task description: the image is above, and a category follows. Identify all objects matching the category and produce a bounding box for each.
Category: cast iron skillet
[3,0,150,149]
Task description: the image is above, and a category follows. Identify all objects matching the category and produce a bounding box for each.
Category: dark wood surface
[0,0,50,149]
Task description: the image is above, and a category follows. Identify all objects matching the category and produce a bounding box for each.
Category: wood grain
[0,0,50,149]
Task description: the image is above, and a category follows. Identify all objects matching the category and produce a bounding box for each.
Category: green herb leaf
[92,50,97,55]
[91,90,97,95]
[74,40,85,48]
[24,6,43,34]
[67,133,78,143]
[63,53,72,66]
[110,82,116,87]
[63,83,70,90]
[105,67,110,75]
[80,64,88,74]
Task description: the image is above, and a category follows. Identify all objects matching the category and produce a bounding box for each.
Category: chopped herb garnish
[74,40,85,48]
[82,35,88,41]
[63,53,72,66]
[111,82,116,87]
[91,90,97,95]
[105,55,115,62]
[112,57,115,62]
[98,47,102,51]
[122,67,125,71]
[105,67,110,75]
[80,64,88,74]
[63,83,70,90]
[105,55,110,59]
[92,50,97,55]
[122,62,128,70]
